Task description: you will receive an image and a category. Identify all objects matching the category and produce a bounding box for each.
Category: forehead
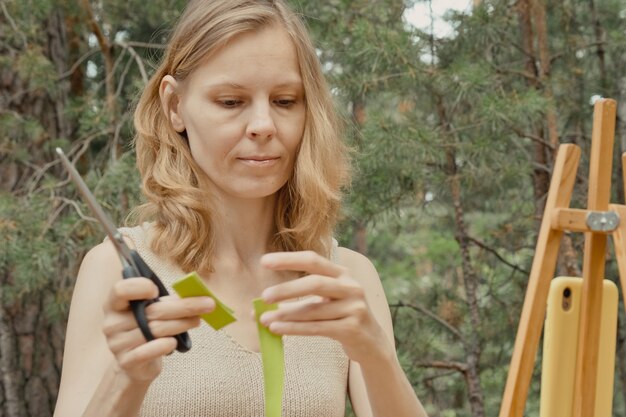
[187,25,302,88]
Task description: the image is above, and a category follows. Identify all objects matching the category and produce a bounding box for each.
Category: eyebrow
[205,80,304,90]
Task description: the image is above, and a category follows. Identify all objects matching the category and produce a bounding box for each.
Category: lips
[237,156,280,167]
[238,155,280,161]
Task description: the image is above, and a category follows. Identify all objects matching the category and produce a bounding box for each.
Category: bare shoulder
[76,235,137,292]
[85,233,138,261]
[335,246,380,289]
[68,233,140,322]
[54,235,137,416]
[335,247,392,329]
[66,235,138,344]
[83,239,123,268]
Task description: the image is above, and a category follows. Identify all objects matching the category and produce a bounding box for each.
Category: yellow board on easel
[540,277,618,417]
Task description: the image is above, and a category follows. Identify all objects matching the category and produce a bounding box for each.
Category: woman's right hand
[102,277,215,382]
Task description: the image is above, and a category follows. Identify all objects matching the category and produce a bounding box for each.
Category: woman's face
[163,25,305,201]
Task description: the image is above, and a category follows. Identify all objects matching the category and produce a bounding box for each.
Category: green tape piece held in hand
[172,272,236,330]
[253,298,284,417]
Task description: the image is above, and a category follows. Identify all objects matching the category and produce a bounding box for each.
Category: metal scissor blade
[56,147,136,268]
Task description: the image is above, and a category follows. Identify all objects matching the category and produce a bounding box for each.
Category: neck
[209,192,278,273]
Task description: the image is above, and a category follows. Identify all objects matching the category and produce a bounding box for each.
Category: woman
[54,1,427,416]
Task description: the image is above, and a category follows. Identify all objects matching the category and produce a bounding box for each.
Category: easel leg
[573,99,616,417]
[610,203,626,315]
[499,144,581,417]
[615,153,626,314]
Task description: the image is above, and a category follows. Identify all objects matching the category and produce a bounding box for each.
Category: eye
[274,98,297,108]
[218,99,243,108]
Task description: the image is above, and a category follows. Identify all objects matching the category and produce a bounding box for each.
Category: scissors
[56,148,192,353]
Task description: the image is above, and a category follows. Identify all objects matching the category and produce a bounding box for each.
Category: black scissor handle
[122,253,192,353]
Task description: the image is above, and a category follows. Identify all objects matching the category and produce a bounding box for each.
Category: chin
[232,181,288,200]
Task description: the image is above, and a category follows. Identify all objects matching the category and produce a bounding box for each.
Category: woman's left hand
[258,251,389,363]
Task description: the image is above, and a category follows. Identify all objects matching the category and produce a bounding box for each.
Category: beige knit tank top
[118,224,350,417]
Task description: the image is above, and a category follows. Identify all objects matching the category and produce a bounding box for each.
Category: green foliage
[0,192,56,301]
[16,47,60,97]
[0,113,45,159]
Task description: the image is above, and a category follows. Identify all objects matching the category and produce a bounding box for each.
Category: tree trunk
[516,0,549,216]
[530,0,559,152]
[435,95,485,417]
[351,96,368,254]
[517,0,581,277]
[588,0,607,91]
[0,289,66,417]
[0,7,72,417]
[80,0,119,159]
[352,220,368,256]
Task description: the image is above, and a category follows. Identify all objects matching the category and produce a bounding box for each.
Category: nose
[246,102,276,140]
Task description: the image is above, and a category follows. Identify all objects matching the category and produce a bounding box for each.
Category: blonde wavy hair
[132,0,350,273]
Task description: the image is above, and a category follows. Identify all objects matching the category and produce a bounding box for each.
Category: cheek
[188,135,231,170]
[183,107,240,160]
[284,112,306,152]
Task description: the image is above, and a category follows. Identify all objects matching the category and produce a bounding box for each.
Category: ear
[159,75,186,132]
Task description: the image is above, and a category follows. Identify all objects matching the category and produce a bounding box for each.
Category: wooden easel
[499,98,626,417]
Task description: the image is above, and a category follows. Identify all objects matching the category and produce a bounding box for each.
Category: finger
[261,251,346,278]
[144,296,215,321]
[103,297,214,335]
[262,275,363,303]
[260,298,356,325]
[103,310,139,335]
[117,337,178,371]
[107,278,159,311]
[267,318,349,338]
[107,316,200,353]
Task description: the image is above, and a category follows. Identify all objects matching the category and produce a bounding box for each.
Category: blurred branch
[390,301,465,343]
[59,197,98,223]
[550,41,606,64]
[467,235,529,275]
[367,71,417,86]
[415,360,468,373]
[421,370,459,383]
[448,120,487,135]
[493,38,535,62]
[39,197,65,238]
[125,41,166,49]
[0,0,27,47]
[80,0,117,119]
[491,65,539,84]
[57,47,99,80]
[25,128,115,194]
[117,40,148,84]
[111,113,129,162]
[509,125,556,150]
[115,53,134,98]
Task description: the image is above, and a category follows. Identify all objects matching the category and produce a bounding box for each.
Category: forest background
[1,0,626,416]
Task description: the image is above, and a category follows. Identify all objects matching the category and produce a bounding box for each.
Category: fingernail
[261,289,274,303]
[202,297,215,310]
[260,312,273,326]
[261,253,277,266]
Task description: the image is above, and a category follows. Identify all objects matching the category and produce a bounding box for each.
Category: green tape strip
[172,272,236,330]
[253,298,284,417]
